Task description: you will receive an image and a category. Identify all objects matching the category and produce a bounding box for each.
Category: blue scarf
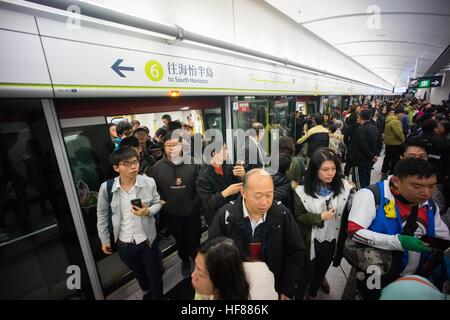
[316,185,333,197]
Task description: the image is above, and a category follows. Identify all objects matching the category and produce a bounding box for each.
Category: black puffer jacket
[196,164,241,225]
[209,197,306,298]
[272,173,293,212]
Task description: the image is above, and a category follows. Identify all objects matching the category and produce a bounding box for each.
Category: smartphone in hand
[420,235,450,251]
[131,198,143,208]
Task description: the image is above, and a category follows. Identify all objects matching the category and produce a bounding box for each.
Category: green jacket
[384,115,404,145]
[404,105,414,125]
[293,192,324,254]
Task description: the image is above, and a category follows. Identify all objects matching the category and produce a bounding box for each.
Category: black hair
[168,120,182,131]
[314,113,324,125]
[162,114,172,122]
[278,153,292,175]
[401,137,427,155]
[329,124,337,133]
[360,109,372,121]
[160,130,182,146]
[420,119,438,132]
[394,158,437,180]
[116,121,132,136]
[304,147,344,198]
[120,136,140,149]
[196,237,249,300]
[108,122,117,128]
[155,127,168,138]
[109,147,138,166]
[279,136,295,156]
[439,120,450,135]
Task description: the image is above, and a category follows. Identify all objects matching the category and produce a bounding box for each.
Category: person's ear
[391,176,400,188]
[240,188,245,199]
[113,165,120,173]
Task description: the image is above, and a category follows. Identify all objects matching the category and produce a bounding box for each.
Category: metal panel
[224,96,233,163]
[41,98,104,300]
[0,29,52,97]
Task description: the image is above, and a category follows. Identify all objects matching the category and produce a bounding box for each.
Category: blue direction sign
[111,59,135,77]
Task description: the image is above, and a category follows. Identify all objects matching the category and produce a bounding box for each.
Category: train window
[0,99,94,299]
[323,96,343,115]
[231,96,296,154]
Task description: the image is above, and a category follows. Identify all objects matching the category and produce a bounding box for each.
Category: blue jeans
[117,239,163,299]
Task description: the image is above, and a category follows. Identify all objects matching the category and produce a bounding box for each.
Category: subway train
[0,0,395,300]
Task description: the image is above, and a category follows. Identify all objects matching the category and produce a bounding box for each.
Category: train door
[53,96,224,297]
[0,99,94,299]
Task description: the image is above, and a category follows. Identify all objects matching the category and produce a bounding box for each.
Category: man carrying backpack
[347,158,450,299]
[96,147,163,300]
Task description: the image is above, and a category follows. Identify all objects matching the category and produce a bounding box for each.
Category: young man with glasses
[96,147,163,299]
[150,131,201,277]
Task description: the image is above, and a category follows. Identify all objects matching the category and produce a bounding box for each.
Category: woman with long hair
[192,237,278,300]
[294,148,354,299]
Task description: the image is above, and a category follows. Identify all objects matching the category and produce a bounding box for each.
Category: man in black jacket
[348,109,382,189]
[150,131,201,277]
[208,169,306,300]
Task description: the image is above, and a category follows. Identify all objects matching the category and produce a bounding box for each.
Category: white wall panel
[0,29,52,97]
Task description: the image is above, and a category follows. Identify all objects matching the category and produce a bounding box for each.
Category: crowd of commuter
[97,98,450,300]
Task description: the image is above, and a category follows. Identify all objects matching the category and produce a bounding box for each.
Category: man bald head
[241,169,274,218]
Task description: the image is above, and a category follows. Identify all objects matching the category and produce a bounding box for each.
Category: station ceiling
[265,0,450,87]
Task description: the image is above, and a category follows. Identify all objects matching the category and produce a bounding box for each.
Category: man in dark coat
[209,169,306,300]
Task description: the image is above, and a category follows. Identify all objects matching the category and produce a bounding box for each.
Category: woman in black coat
[196,142,245,226]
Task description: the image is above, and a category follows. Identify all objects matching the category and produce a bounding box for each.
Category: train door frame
[41,99,104,300]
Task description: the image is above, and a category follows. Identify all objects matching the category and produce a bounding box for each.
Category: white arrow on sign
[432,80,440,86]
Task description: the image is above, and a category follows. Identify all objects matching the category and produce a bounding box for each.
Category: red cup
[248,242,261,260]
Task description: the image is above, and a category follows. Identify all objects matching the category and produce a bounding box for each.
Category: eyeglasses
[164,143,181,149]
[119,160,139,168]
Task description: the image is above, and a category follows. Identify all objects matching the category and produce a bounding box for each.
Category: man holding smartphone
[97,147,163,300]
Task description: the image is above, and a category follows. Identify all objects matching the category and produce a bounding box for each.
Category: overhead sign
[237,102,250,112]
[409,75,444,89]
